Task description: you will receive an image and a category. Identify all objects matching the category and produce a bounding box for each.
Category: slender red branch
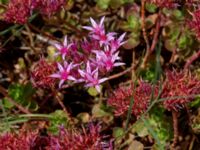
[107,65,135,81]
[27,23,59,41]
[184,50,200,69]
[141,0,150,52]
[0,4,6,9]
[150,11,161,52]
[141,5,161,68]
[51,88,72,121]
[172,111,179,147]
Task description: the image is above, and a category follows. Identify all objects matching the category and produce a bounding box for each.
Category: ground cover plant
[0,0,200,149]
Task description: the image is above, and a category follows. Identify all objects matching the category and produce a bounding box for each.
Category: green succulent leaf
[48,110,71,134]
[113,127,125,138]
[145,3,157,13]
[5,83,38,111]
[96,0,110,10]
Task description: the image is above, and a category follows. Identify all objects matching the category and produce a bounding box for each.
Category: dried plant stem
[189,135,195,150]
[184,50,200,69]
[0,4,6,9]
[25,25,34,47]
[150,11,161,52]
[57,17,86,38]
[53,91,72,121]
[107,65,135,80]
[0,85,31,114]
[28,23,59,41]
[141,0,150,52]
[172,111,179,147]
[142,9,161,68]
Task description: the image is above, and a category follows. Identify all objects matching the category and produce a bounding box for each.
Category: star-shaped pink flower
[52,36,73,60]
[50,61,77,88]
[78,61,107,92]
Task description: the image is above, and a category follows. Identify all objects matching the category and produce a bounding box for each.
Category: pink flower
[83,16,105,35]
[110,33,126,51]
[50,61,76,88]
[81,39,100,54]
[78,61,107,92]
[52,36,73,60]
[94,46,125,71]
[92,32,116,46]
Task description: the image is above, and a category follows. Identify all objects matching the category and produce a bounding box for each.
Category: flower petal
[100,16,105,27]
[90,17,97,28]
[57,63,64,72]
[86,61,91,73]
[82,26,94,31]
[114,62,125,67]
[49,73,61,78]
[54,43,62,50]
[68,75,76,81]
[99,77,108,84]
[78,69,85,77]
[63,36,68,47]
[95,85,101,93]
[59,79,65,88]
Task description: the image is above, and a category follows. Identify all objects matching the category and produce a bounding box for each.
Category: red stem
[172,111,179,147]
[184,50,200,69]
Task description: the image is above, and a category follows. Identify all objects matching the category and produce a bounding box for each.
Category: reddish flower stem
[107,65,135,81]
[27,23,59,41]
[51,88,72,121]
[172,111,179,147]
[184,50,200,69]
[150,11,161,52]
[141,0,150,52]
[141,6,161,68]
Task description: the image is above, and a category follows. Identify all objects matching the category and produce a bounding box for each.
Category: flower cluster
[108,70,200,117]
[48,124,112,150]
[49,17,125,92]
[146,0,178,9]
[188,9,200,39]
[0,124,112,150]
[4,0,66,24]
[31,58,57,89]
[161,70,200,112]
[107,81,158,118]
[0,130,37,150]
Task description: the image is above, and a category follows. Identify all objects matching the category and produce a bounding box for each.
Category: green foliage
[127,15,141,31]
[92,103,112,117]
[121,14,141,49]
[113,127,125,138]
[171,9,184,21]
[189,96,200,108]
[96,0,134,10]
[96,0,111,10]
[139,66,157,82]
[87,87,100,97]
[132,106,172,149]
[2,83,38,111]
[0,0,8,4]
[145,3,157,13]
[48,110,71,134]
